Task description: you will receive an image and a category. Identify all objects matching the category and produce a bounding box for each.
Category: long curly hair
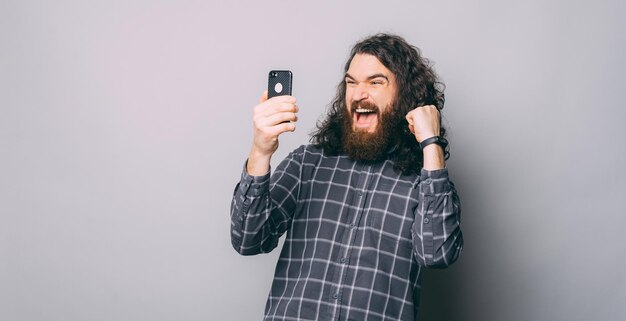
[310,33,449,175]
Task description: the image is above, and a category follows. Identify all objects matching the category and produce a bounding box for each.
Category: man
[230,33,463,321]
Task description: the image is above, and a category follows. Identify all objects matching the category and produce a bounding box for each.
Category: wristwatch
[418,136,448,150]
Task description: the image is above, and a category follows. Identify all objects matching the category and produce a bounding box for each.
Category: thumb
[259,90,268,103]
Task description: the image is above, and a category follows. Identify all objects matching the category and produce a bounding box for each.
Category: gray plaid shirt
[231,144,463,321]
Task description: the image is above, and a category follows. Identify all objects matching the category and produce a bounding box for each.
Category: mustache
[350,100,380,113]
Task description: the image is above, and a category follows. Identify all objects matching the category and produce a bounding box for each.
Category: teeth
[355,108,375,113]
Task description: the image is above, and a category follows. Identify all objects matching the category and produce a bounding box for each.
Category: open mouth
[353,106,378,130]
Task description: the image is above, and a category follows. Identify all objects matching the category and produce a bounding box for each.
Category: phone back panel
[268,70,293,98]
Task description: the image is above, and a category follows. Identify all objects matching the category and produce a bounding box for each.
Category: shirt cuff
[239,160,271,197]
[419,168,452,195]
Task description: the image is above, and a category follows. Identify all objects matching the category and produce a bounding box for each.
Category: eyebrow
[345,73,389,81]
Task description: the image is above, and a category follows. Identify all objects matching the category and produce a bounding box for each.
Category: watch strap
[418,136,448,150]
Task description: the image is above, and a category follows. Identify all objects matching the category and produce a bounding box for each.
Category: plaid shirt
[230,144,463,321]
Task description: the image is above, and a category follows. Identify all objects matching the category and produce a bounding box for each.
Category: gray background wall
[2,0,625,320]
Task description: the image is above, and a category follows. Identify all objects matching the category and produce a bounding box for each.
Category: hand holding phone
[247,70,296,175]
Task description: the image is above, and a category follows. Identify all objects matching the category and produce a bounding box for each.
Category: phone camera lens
[271,72,277,77]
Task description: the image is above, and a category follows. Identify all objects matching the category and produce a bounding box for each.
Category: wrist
[420,136,446,170]
[247,147,273,176]
[418,136,448,150]
[422,143,443,154]
[250,143,274,160]
[249,149,272,162]
[422,144,445,170]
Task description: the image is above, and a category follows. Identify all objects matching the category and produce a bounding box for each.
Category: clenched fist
[405,105,445,170]
[405,105,440,143]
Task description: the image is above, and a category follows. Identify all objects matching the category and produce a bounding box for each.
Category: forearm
[230,168,276,255]
[231,147,304,255]
[247,146,272,176]
[412,168,463,268]
[422,144,445,171]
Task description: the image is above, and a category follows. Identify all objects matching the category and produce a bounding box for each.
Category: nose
[351,84,369,102]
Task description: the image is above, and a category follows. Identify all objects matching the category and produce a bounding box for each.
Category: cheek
[379,91,396,108]
[345,88,353,104]
[370,92,387,108]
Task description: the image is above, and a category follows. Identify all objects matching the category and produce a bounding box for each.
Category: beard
[342,100,402,162]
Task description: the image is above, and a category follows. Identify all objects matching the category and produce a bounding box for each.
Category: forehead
[347,54,393,78]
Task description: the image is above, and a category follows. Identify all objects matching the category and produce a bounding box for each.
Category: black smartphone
[268,70,293,98]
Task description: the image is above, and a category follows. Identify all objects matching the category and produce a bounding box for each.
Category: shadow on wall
[419,263,466,320]
[417,158,530,321]
[418,154,473,320]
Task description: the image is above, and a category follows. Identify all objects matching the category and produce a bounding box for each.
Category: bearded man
[230,33,463,321]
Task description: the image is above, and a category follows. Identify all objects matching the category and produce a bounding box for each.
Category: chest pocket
[366,182,417,249]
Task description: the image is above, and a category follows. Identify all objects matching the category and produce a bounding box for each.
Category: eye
[345,79,356,85]
[371,79,385,86]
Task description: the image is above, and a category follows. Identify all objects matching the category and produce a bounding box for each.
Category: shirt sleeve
[230,146,304,255]
[412,168,463,268]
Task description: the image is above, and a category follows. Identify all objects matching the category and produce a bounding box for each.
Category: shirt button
[423,217,430,224]
[332,293,338,299]
[424,178,432,185]
[340,257,346,263]
[358,192,363,197]
[350,223,356,229]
